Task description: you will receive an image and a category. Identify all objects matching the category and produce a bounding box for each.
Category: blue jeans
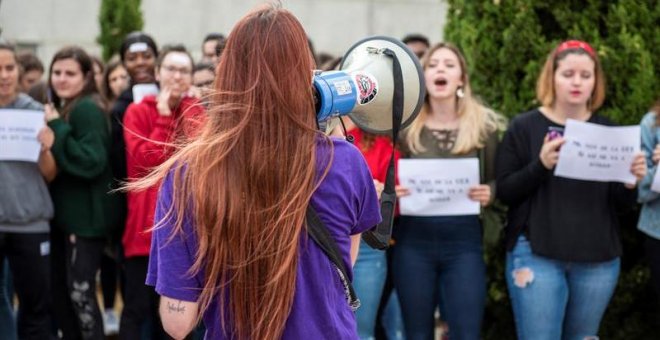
[354,240,387,340]
[381,290,406,340]
[393,215,486,340]
[506,235,620,340]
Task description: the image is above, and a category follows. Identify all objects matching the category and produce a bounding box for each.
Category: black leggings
[119,256,167,340]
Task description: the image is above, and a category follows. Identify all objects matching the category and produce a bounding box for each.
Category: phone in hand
[547,126,564,141]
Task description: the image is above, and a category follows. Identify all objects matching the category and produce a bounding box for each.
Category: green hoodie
[48,96,117,238]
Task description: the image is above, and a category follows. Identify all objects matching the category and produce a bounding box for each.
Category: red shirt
[122,95,205,258]
[346,127,400,184]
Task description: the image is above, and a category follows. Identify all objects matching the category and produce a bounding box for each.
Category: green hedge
[443,1,660,338]
[444,0,659,124]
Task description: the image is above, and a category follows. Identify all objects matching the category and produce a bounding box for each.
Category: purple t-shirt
[146,138,382,339]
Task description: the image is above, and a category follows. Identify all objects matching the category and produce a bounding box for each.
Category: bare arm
[350,234,361,267]
[38,150,57,182]
[37,127,56,182]
[159,296,199,340]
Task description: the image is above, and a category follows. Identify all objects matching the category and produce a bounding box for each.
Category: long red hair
[136,5,326,339]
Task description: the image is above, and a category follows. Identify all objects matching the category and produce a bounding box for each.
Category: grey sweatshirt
[0,94,54,233]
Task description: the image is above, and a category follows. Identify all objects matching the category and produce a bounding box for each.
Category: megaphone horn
[313,36,425,135]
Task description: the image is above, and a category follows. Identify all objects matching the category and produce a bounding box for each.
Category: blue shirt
[638,112,660,239]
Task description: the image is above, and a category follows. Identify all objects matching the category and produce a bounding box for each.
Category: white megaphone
[313,36,425,134]
[313,36,425,250]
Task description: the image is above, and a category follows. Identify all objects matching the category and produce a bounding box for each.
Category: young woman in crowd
[102,60,129,107]
[46,46,116,339]
[638,99,660,302]
[97,59,130,335]
[496,40,647,339]
[0,42,55,340]
[108,33,159,270]
[120,44,205,339]
[140,5,381,339]
[91,56,105,96]
[393,42,505,340]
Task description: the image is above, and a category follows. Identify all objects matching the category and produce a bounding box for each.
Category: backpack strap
[305,205,361,311]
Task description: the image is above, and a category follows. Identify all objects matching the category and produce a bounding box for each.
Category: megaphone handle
[363,48,404,250]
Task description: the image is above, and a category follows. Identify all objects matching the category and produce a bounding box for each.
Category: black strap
[305,206,361,311]
[362,48,404,250]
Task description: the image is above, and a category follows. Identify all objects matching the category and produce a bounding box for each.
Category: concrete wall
[0,0,446,68]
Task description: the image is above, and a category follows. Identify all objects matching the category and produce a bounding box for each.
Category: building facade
[0,0,446,67]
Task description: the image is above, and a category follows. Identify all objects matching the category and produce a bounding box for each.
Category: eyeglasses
[161,65,192,76]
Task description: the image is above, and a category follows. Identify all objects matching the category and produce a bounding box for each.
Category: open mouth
[434,78,448,86]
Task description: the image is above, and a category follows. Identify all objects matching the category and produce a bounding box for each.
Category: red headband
[556,40,596,58]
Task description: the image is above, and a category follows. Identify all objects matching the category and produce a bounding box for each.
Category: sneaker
[103,309,120,335]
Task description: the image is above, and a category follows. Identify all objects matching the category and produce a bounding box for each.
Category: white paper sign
[398,158,480,216]
[651,169,660,193]
[555,119,640,184]
[0,109,45,162]
[132,83,159,104]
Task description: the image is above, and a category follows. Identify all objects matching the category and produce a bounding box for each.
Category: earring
[456,87,465,98]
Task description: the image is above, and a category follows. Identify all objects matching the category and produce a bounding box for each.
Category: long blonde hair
[405,43,505,154]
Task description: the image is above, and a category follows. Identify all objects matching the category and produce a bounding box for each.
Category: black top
[110,87,134,182]
[495,109,637,262]
[107,87,134,239]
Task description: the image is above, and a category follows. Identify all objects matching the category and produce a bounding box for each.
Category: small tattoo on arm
[167,301,186,314]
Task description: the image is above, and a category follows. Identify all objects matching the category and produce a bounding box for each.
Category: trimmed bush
[96,0,144,61]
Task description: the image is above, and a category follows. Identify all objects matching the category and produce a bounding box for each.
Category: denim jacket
[638,112,660,239]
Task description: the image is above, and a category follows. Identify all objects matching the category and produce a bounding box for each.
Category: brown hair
[17,51,44,74]
[536,43,606,111]
[156,44,193,68]
[133,4,326,339]
[405,42,505,154]
[101,60,124,102]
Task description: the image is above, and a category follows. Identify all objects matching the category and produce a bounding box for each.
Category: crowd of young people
[0,4,658,340]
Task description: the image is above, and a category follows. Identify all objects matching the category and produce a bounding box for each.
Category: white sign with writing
[0,109,45,162]
[555,119,640,184]
[132,83,159,104]
[398,158,480,216]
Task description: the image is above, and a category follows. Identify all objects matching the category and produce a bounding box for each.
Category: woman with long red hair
[142,5,381,339]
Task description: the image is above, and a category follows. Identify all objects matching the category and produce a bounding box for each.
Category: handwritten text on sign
[0,109,45,162]
[554,119,640,184]
[398,158,480,216]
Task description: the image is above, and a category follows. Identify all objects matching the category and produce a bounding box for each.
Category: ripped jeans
[52,228,104,340]
[506,235,619,340]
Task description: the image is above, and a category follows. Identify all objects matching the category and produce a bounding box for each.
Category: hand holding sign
[468,184,491,207]
[44,104,60,122]
[627,152,647,188]
[540,134,566,169]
